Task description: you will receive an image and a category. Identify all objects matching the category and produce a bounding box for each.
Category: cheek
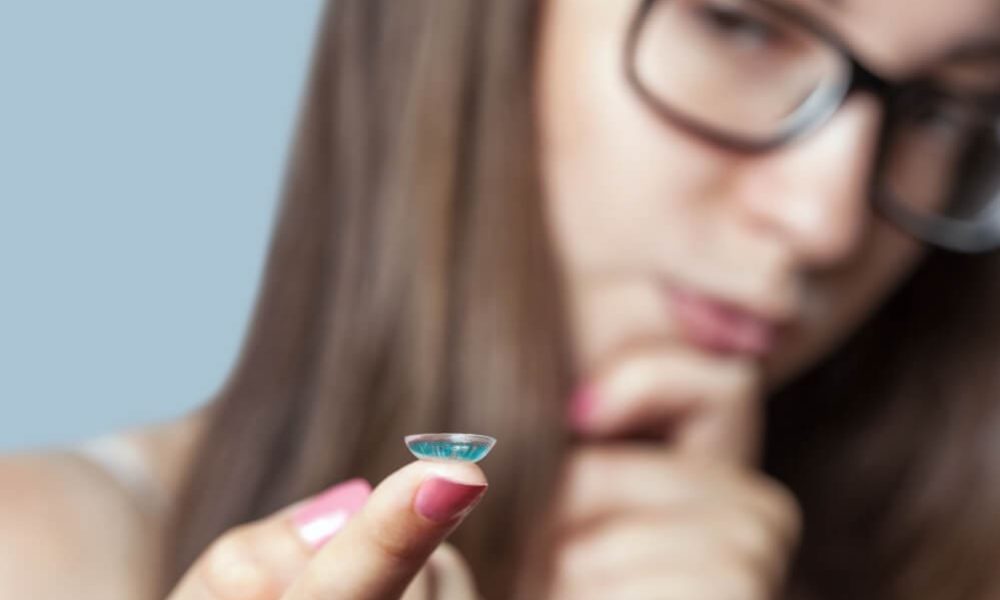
[536,0,728,277]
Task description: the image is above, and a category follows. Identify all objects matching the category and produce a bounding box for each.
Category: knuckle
[710,553,771,600]
[198,527,278,600]
[550,556,604,600]
[720,512,790,587]
[602,357,650,404]
[574,444,622,475]
[717,361,759,400]
[722,510,774,557]
[724,364,757,398]
[553,536,588,579]
[553,524,612,583]
[723,569,770,600]
[756,480,804,544]
[564,446,623,496]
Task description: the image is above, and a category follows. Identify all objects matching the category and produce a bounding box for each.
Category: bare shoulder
[0,406,212,600]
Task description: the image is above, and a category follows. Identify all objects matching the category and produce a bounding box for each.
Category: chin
[762,335,828,394]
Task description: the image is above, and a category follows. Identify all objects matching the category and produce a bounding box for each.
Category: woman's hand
[167,460,487,600]
[550,344,803,599]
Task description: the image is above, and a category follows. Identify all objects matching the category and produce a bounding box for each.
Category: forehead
[803,0,1000,74]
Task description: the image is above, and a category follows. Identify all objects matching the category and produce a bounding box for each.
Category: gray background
[0,0,325,450]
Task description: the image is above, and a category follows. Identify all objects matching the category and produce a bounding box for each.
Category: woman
[3,0,999,598]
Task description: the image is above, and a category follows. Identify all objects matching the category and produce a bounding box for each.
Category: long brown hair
[163,1,1000,599]
[767,248,1000,600]
[162,0,573,597]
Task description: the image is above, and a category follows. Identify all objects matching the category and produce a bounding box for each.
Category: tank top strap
[72,433,169,517]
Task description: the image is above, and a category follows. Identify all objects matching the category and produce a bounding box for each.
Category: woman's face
[537,0,1000,389]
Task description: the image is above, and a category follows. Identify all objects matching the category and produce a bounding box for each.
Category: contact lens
[404,433,496,463]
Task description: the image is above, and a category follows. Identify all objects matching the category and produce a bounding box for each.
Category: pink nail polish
[568,384,597,430]
[293,478,372,548]
[413,477,487,523]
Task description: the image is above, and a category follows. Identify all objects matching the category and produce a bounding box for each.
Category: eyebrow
[811,0,1000,64]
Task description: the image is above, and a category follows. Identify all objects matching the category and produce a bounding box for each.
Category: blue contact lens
[404,433,496,463]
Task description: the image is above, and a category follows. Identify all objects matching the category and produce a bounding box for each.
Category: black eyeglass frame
[624,0,1000,253]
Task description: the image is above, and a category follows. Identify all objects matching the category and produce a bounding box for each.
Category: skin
[2,1,998,599]
[536,0,1000,598]
[540,0,999,389]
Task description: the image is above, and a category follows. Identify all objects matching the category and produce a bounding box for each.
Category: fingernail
[414,476,488,523]
[568,384,597,431]
[293,478,372,548]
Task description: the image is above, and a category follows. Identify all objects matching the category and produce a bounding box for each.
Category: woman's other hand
[551,344,803,599]
[167,460,486,600]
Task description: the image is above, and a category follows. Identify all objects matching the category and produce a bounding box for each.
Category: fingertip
[413,476,487,523]
[287,461,487,599]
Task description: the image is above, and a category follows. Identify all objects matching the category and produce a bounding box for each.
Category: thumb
[283,459,487,600]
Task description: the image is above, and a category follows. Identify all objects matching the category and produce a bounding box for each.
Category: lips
[668,286,778,356]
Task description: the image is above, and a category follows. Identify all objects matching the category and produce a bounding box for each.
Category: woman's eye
[693,2,786,50]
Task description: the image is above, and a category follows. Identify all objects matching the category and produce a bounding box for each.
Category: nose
[733,94,884,268]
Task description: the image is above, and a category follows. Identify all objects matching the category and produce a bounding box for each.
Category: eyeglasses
[625,0,1000,253]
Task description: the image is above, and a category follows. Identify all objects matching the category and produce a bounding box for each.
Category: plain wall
[0,0,325,450]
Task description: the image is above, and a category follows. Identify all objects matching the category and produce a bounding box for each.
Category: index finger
[283,460,488,600]
[573,344,763,465]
